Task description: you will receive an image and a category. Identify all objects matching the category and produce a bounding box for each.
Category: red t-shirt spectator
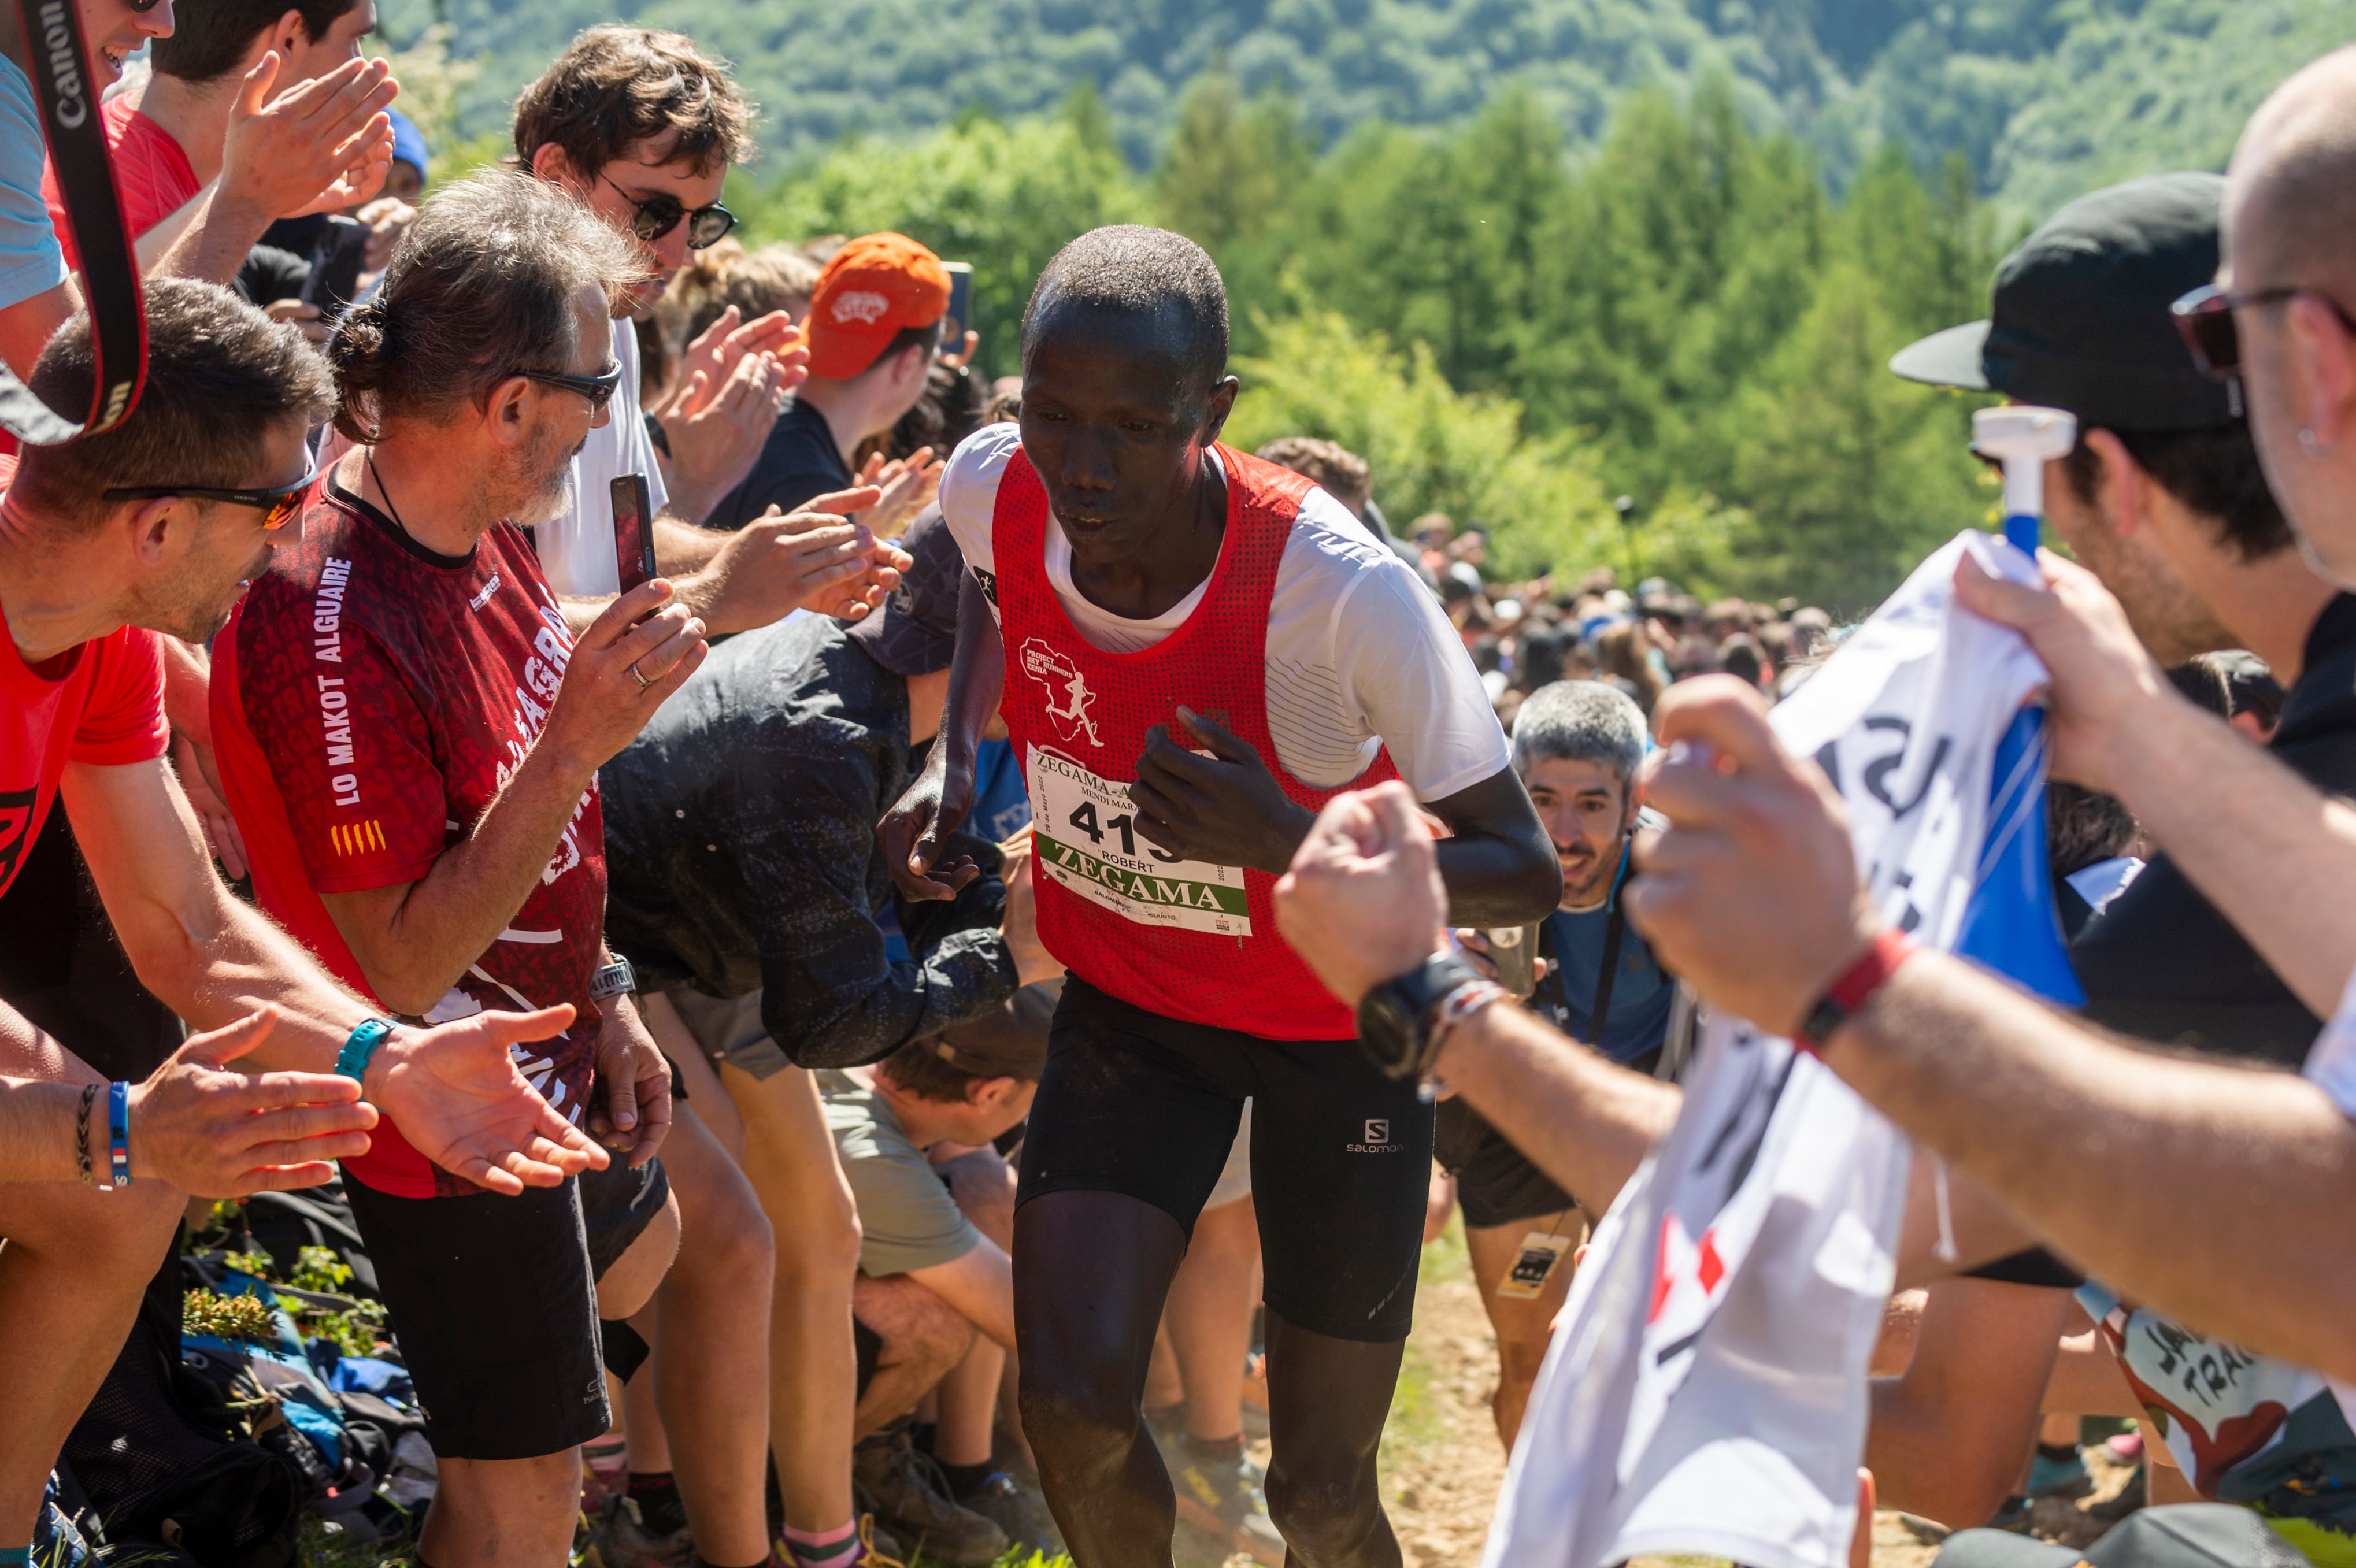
[0,455,172,901]
[212,476,608,1198]
[42,96,198,270]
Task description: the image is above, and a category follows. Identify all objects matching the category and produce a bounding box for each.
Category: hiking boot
[851,1422,1007,1568]
[1168,1439,1286,1567]
[588,1494,692,1568]
[960,1471,1062,1553]
[2027,1448,2094,1501]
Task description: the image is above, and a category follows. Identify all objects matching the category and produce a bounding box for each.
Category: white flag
[1483,530,2070,1568]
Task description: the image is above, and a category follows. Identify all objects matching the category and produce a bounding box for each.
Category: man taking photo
[213,171,695,1568]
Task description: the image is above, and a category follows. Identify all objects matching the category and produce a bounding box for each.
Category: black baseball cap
[846,502,962,676]
[1888,172,2239,431]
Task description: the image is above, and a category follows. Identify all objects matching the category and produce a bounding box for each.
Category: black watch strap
[1359,950,1493,1081]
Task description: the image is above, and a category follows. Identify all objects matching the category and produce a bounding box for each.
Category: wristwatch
[587,958,638,1002]
[1357,951,1500,1082]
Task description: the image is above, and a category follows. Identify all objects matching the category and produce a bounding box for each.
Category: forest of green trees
[733,79,2006,607]
[386,0,2355,606]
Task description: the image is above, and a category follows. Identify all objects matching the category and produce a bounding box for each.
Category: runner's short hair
[1021,225,1228,395]
[1512,680,1649,789]
[15,278,333,535]
[878,1037,1036,1104]
[153,0,365,83]
[513,26,754,181]
[325,169,646,441]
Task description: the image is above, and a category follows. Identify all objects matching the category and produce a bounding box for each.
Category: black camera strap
[0,0,143,444]
[1588,837,1632,1048]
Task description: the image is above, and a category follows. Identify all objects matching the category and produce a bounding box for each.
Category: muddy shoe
[1169,1437,1286,1567]
[851,1422,1007,1568]
[960,1471,1063,1554]
[588,1494,692,1568]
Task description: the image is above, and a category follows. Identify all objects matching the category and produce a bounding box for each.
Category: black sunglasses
[599,173,736,250]
[516,359,624,412]
[103,461,318,530]
[2173,282,2356,380]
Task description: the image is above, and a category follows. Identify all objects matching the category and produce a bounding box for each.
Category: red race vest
[992,442,1398,1040]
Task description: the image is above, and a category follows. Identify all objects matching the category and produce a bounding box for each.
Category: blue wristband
[335,1018,396,1083]
[106,1080,130,1188]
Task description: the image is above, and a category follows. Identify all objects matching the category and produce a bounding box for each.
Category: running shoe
[850,1422,1007,1568]
[959,1471,1062,1554]
[2027,1448,2094,1501]
[1168,1441,1287,1568]
[588,1493,693,1568]
[2105,1430,2144,1463]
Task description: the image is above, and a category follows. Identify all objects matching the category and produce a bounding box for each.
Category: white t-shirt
[936,423,1507,799]
[532,320,670,599]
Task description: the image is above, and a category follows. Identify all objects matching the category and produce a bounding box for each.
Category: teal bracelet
[334,1018,396,1082]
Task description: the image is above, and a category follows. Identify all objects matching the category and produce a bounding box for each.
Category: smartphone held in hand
[612,473,657,595]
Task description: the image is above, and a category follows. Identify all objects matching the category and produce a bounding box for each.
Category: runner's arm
[881,569,1005,900]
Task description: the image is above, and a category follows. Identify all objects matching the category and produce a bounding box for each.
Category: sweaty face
[1017,304,1226,569]
[1523,755,1635,909]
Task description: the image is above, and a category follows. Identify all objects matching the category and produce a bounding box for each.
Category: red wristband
[1796,929,1915,1053]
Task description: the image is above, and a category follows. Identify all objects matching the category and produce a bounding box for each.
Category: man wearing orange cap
[706,232,950,532]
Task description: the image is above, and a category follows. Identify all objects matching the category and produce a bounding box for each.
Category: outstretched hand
[366,1006,609,1195]
[128,1007,377,1196]
[221,54,398,223]
[1130,706,1313,873]
[686,487,913,632]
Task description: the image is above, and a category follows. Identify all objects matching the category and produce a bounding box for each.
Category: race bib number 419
[1025,749,1252,936]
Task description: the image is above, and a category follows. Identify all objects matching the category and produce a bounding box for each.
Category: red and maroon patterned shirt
[213,476,606,1197]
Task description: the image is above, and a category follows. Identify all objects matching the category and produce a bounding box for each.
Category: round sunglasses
[600,173,737,250]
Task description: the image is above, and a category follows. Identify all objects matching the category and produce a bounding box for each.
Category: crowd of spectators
[2,5,2356,1568]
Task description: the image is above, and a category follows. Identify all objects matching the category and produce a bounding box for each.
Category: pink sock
[782,1520,860,1568]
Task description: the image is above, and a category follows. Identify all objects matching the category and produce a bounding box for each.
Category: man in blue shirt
[1438,679,1674,1448]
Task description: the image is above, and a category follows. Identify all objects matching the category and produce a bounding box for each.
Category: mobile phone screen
[611,473,657,594]
[943,262,973,347]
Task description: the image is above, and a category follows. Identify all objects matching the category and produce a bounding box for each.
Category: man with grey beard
[213,167,713,1568]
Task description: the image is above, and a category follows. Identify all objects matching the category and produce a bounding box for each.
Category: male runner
[881,224,1558,1567]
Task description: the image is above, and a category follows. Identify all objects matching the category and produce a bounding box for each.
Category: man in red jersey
[0,276,604,1555]
[881,225,1559,1568]
[212,169,734,1568]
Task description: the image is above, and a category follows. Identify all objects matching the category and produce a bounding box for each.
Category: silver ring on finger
[629,661,654,691]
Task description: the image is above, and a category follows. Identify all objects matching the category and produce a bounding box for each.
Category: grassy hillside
[400,0,2355,213]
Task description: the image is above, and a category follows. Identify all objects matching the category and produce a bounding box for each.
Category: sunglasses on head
[599,173,736,250]
[2173,282,2356,380]
[103,461,318,530]
[516,359,624,412]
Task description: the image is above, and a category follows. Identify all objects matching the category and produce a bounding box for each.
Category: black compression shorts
[1017,976,1432,1343]
[344,1157,669,1460]
[1433,1097,1576,1229]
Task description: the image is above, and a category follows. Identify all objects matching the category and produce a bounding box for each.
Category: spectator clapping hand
[1273,780,1448,1008]
[1627,676,1879,1038]
[853,444,944,539]
[128,1006,376,1196]
[220,54,400,225]
[362,1005,611,1193]
[658,339,787,523]
[356,195,419,274]
[680,486,914,631]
